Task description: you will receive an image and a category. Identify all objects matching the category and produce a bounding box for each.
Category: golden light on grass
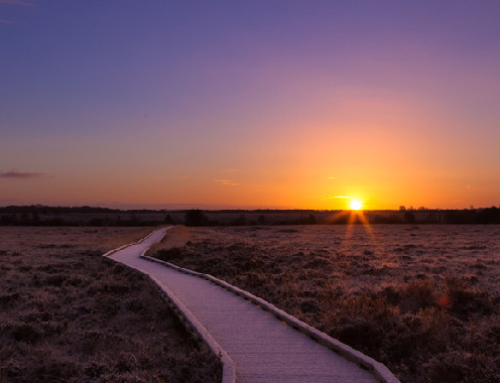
[349,199,363,211]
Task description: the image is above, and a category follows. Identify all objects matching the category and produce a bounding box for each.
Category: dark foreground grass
[0,227,221,383]
[152,225,500,383]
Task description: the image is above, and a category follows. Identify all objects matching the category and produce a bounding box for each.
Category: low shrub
[152,227,500,383]
[1,229,222,383]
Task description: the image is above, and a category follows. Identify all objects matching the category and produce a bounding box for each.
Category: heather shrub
[426,350,500,383]
[399,280,436,313]
[156,247,186,261]
[445,276,494,319]
[152,226,500,383]
[0,229,222,383]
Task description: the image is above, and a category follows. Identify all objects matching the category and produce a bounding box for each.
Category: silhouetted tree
[404,211,416,224]
[184,209,209,226]
[20,212,29,225]
[257,215,267,225]
[444,210,476,224]
[130,214,141,225]
[31,211,40,225]
[308,214,317,224]
[477,207,500,224]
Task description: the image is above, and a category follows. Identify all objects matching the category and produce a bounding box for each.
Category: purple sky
[1,1,500,209]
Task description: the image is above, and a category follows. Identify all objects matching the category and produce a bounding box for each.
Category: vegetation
[2,205,500,227]
[0,227,221,383]
[184,210,210,227]
[151,225,500,383]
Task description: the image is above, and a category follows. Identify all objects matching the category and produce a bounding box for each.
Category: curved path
[108,227,396,383]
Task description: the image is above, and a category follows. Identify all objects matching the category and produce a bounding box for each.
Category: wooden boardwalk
[108,228,390,383]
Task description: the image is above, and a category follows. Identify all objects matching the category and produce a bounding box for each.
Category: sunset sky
[1,0,500,210]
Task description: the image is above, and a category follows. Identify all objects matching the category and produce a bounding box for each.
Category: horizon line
[0,203,498,212]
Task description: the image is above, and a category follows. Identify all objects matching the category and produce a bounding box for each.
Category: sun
[350,199,363,211]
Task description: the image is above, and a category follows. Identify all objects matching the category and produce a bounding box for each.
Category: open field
[152,225,500,383]
[0,227,221,383]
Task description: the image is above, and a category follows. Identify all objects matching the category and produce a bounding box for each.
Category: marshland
[151,224,500,383]
[0,227,221,383]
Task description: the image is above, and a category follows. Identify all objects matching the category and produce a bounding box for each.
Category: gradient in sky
[1,0,500,210]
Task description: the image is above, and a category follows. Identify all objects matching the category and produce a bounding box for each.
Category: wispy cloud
[0,19,15,24]
[330,196,351,199]
[0,170,48,179]
[215,179,239,186]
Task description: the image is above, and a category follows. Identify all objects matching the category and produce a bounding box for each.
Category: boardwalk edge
[104,229,236,383]
[142,254,401,383]
[101,229,157,257]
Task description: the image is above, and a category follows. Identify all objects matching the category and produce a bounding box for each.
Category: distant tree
[88,218,103,227]
[10,214,18,225]
[164,214,173,224]
[399,206,406,211]
[184,209,209,227]
[477,207,500,224]
[308,214,317,224]
[31,211,40,225]
[20,212,29,225]
[423,212,439,224]
[230,214,246,226]
[131,214,140,225]
[444,210,476,224]
[404,211,416,224]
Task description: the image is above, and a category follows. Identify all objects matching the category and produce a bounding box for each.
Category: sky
[1,0,500,210]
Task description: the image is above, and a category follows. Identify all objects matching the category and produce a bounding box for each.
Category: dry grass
[151,225,500,383]
[0,227,221,383]
[0,226,155,254]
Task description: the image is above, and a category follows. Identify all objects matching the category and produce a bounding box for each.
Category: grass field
[151,224,500,383]
[0,227,221,383]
